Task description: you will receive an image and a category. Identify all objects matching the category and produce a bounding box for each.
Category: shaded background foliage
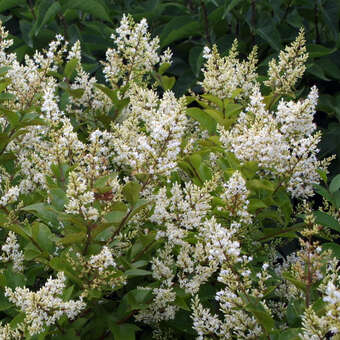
[1,0,340,174]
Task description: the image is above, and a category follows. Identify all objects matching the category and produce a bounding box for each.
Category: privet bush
[0,15,339,340]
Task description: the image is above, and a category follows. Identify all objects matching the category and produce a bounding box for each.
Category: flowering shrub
[0,15,339,340]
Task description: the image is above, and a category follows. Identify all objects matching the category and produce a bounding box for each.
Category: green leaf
[189,46,203,78]
[270,328,302,340]
[247,179,275,193]
[24,243,43,261]
[104,202,128,224]
[307,63,331,81]
[19,20,33,48]
[94,83,118,103]
[53,329,80,340]
[320,1,340,41]
[49,257,82,285]
[282,273,306,292]
[10,312,25,329]
[64,58,79,80]
[33,0,62,37]
[174,294,190,311]
[313,184,334,204]
[110,323,140,340]
[223,0,243,17]
[173,288,190,311]
[0,291,13,311]
[160,16,200,48]
[63,0,111,22]
[4,223,32,241]
[59,82,85,98]
[124,199,151,225]
[204,108,225,125]
[333,191,340,209]
[22,203,58,226]
[57,213,87,232]
[94,174,117,191]
[329,174,340,193]
[322,242,340,258]
[0,92,15,102]
[122,182,141,206]
[263,93,280,109]
[248,198,268,213]
[165,310,196,335]
[240,161,258,179]
[313,210,340,232]
[161,75,176,90]
[316,169,328,184]
[158,62,171,75]
[188,153,212,184]
[257,24,281,51]
[117,289,152,317]
[125,269,152,278]
[224,103,242,118]
[39,2,62,34]
[31,222,55,253]
[186,107,216,134]
[202,94,223,110]
[0,106,20,127]
[257,224,303,241]
[49,188,67,211]
[60,232,86,245]
[0,268,26,289]
[286,299,304,327]
[0,78,11,93]
[245,296,275,333]
[307,44,337,58]
[0,0,25,11]
[129,232,156,260]
[0,66,11,76]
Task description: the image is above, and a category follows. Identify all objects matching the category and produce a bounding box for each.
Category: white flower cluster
[110,86,188,175]
[65,248,125,293]
[201,41,258,99]
[103,14,172,88]
[276,86,318,138]
[301,259,340,339]
[0,186,20,206]
[5,272,86,336]
[265,28,308,95]
[323,281,340,319]
[0,231,24,272]
[139,176,245,324]
[88,246,116,273]
[191,295,222,340]
[151,181,212,243]
[192,258,272,339]
[0,322,23,340]
[41,78,63,121]
[66,40,112,120]
[219,86,330,197]
[0,30,66,113]
[8,118,85,195]
[200,217,240,264]
[65,171,99,221]
[135,287,178,325]
[14,113,122,213]
[221,171,252,224]
[0,21,13,55]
